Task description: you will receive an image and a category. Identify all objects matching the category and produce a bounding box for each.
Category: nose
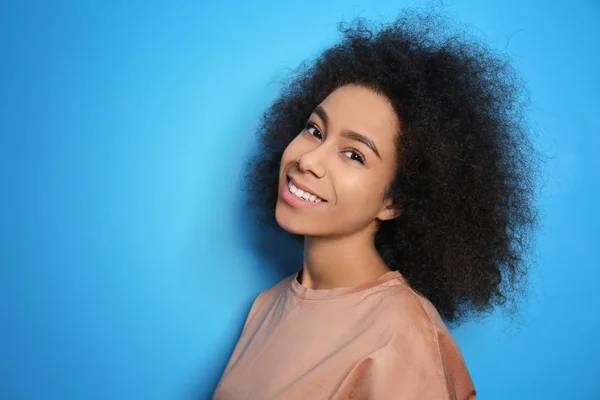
[297,145,327,178]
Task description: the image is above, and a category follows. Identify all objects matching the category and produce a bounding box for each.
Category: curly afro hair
[244,9,539,325]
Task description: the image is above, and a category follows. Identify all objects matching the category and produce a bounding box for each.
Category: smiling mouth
[287,177,326,203]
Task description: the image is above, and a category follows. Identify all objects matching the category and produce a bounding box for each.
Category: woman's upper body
[213,268,476,400]
[213,8,537,400]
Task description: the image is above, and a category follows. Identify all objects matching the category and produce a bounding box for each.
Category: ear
[376,198,401,221]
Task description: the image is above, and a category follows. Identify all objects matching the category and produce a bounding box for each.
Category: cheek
[336,176,383,212]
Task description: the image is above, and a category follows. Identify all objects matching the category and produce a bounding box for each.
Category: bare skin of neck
[300,222,392,289]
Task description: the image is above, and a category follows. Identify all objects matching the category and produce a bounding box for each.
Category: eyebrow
[312,105,381,159]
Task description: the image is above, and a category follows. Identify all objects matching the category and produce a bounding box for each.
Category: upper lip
[287,175,326,201]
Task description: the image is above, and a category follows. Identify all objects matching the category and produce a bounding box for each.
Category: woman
[213,9,537,400]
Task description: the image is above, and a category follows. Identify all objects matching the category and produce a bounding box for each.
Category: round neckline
[289,268,404,300]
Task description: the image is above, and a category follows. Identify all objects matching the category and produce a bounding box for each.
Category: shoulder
[241,273,294,329]
[377,281,442,332]
[378,279,452,335]
[254,272,294,305]
[380,282,463,359]
[375,281,476,399]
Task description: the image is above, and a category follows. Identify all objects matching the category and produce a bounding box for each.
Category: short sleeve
[368,327,476,400]
[436,330,477,400]
[337,325,476,400]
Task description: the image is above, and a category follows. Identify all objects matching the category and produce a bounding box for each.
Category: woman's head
[246,9,539,324]
[275,84,401,238]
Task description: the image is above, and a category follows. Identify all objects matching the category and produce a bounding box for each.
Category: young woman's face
[275,84,400,237]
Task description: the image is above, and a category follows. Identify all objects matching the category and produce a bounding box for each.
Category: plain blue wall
[1,1,598,399]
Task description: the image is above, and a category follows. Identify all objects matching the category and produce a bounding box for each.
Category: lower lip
[280,178,326,209]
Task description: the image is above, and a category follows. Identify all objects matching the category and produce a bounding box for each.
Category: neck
[300,224,391,289]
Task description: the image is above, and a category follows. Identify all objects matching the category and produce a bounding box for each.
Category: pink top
[213,269,476,399]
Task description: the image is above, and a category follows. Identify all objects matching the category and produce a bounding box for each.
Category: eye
[304,121,323,140]
[343,150,365,164]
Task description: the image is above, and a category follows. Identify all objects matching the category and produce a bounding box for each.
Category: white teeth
[288,179,323,203]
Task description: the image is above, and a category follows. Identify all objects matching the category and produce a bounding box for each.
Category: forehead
[318,84,399,140]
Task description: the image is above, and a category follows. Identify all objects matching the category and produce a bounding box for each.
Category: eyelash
[303,121,366,165]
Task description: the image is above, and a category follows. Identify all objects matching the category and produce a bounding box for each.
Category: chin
[275,201,306,235]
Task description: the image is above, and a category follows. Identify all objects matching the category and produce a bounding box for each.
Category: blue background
[1,1,598,399]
